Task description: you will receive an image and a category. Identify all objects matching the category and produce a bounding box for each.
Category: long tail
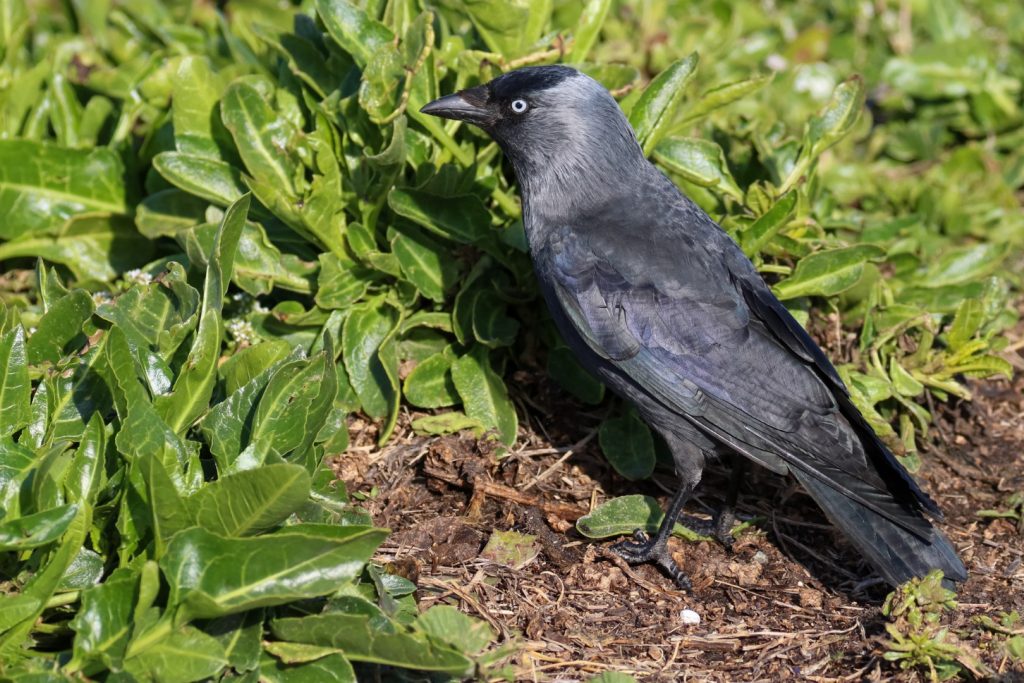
[790,469,967,588]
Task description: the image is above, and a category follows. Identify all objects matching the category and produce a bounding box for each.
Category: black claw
[610,532,692,590]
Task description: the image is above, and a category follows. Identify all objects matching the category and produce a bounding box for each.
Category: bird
[420,65,967,590]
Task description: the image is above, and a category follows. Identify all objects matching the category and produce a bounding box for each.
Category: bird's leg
[611,483,693,590]
[677,456,747,549]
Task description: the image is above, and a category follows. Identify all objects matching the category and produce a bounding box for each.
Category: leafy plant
[881,570,989,681]
[0,199,508,679]
[0,0,1022,677]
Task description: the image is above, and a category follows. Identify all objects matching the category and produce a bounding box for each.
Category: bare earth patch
[341,324,1024,682]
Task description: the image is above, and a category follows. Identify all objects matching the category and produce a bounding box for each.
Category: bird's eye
[510,99,529,114]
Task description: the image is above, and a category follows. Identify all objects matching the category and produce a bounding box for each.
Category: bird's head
[420,66,645,211]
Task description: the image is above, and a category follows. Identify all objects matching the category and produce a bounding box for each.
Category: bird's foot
[678,509,736,550]
[611,530,692,590]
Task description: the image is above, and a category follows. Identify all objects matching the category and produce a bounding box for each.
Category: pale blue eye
[511,99,529,114]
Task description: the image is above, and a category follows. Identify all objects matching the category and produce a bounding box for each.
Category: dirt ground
[342,315,1024,682]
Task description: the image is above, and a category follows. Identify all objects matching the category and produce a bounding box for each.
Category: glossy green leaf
[155,194,249,434]
[153,152,248,206]
[315,0,394,68]
[576,494,710,541]
[270,611,472,674]
[25,288,93,365]
[629,52,699,156]
[0,326,30,437]
[654,137,743,201]
[123,625,228,683]
[403,351,459,409]
[391,226,458,302]
[250,347,337,464]
[450,347,517,446]
[0,140,126,239]
[388,189,490,245]
[567,0,611,64]
[222,81,300,198]
[341,301,400,420]
[161,525,387,619]
[773,244,886,300]
[188,464,311,536]
[0,213,154,282]
[70,567,139,670]
[741,190,797,257]
[0,504,77,551]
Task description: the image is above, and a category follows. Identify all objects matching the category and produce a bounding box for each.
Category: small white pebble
[680,609,701,625]
[753,551,769,564]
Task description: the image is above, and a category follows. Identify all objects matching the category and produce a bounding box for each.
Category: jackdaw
[421,65,966,590]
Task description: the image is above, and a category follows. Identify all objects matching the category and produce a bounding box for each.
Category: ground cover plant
[0,0,1021,679]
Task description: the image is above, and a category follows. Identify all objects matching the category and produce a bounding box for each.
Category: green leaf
[576,494,710,541]
[411,411,486,437]
[161,525,387,619]
[416,605,494,655]
[25,288,93,365]
[450,347,517,446]
[221,81,300,199]
[741,191,798,257]
[204,610,263,673]
[403,351,459,409]
[0,213,154,282]
[567,0,611,64]
[154,152,248,206]
[629,53,699,156]
[315,252,371,310]
[773,244,886,300]
[0,325,30,437]
[805,75,866,158]
[0,140,126,239]
[654,137,743,201]
[70,567,139,671]
[124,624,228,683]
[316,0,395,68]
[388,189,491,245]
[260,651,357,682]
[250,347,337,465]
[455,0,550,57]
[0,504,78,551]
[269,611,472,674]
[136,450,192,558]
[341,301,400,421]
[171,56,227,159]
[187,464,311,536]
[155,194,250,434]
[598,410,655,481]
[391,226,458,302]
[678,75,770,126]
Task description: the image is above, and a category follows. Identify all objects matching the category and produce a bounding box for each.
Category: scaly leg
[611,482,694,589]
[677,455,746,548]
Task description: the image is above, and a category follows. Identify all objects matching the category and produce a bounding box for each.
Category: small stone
[753,550,769,564]
[680,609,701,625]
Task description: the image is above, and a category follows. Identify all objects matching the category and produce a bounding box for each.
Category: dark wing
[541,198,936,535]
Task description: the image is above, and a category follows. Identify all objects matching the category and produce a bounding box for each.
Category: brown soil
[343,320,1024,681]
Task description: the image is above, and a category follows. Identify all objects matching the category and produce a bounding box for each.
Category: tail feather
[791,470,967,588]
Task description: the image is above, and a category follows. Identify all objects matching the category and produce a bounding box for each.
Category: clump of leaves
[0,200,510,679]
[881,570,989,681]
[975,611,1024,667]
[978,493,1024,534]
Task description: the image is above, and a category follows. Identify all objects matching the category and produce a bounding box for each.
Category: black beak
[420,89,493,125]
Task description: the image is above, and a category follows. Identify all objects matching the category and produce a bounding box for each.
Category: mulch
[339,314,1024,682]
